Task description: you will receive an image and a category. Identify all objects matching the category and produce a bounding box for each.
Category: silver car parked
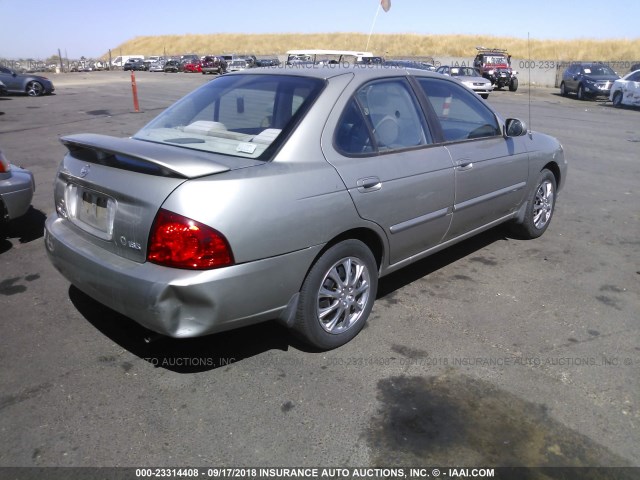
[45,66,567,350]
[436,65,493,99]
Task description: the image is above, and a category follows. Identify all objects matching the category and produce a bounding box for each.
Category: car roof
[623,69,640,78]
[225,64,442,81]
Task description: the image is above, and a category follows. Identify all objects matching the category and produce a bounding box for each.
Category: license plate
[65,184,116,239]
[79,190,109,227]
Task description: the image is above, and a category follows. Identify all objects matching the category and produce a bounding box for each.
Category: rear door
[322,77,455,266]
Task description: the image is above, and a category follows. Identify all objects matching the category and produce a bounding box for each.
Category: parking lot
[0,70,638,471]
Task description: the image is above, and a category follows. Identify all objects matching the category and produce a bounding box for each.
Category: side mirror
[505,118,527,137]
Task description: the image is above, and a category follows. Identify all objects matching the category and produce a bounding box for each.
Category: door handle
[456,160,473,171]
[356,176,382,192]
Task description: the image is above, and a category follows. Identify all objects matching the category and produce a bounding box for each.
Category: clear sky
[1,0,638,59]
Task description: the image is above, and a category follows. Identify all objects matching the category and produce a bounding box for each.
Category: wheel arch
[301,227,386,291]
[542,161,561,190]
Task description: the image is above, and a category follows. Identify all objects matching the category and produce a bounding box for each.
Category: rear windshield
[134,74,325,160]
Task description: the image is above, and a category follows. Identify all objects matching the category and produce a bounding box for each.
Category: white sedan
[610,69,640,107]
[436,65,493,99]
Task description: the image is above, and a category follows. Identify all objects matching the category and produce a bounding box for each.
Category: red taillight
[147,209,234,270]
[0,151,9,173]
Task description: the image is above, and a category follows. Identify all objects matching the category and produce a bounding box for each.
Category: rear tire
[560,82,567,96]
[293,240,378,350]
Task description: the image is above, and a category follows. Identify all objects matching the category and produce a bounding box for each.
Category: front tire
[511,169,557,239]
[26,81,44,96]
[294,240,378,350]
[509,77,518,92]
[612,91,623,108]
[577,84,586,100]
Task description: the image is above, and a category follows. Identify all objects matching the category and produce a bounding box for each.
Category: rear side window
[335,78,431,155]
[417,78,501,142]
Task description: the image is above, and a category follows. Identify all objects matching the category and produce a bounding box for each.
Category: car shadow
[0,207,46,254]
[377,226,509,298]
[68,225,511,372]
[69,285,296,374]
[550,92,610,103]
[606,103,639,111]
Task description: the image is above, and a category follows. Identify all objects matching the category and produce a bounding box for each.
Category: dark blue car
[560,63,620,100]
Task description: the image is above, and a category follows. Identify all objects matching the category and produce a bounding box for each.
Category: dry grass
[105,33,640,61]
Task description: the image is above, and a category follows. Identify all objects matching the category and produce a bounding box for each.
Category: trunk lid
[54,134,258,263]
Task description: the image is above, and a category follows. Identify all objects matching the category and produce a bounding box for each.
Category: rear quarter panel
[160,71,382,265]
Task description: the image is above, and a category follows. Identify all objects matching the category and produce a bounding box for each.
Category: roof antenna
[528,32,532,136]
[366,4,381,52]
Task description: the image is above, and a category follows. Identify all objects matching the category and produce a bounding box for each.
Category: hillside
[106,33,640,60]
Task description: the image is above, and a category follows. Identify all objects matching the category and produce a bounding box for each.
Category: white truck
[110,55,145,69]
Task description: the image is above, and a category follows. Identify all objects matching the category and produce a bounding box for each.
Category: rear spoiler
[60,134,234,179]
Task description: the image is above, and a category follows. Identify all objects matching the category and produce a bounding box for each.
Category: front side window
[134,74,325,160]
[417,78,501,142]
[335,78,431,155]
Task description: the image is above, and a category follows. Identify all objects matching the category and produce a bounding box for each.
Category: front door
[415,77,528,240]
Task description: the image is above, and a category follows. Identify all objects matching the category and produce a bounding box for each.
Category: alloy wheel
[533,180,554,229]
[316,256,371,334]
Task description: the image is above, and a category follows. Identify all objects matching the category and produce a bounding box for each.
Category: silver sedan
[45,66,567,350]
